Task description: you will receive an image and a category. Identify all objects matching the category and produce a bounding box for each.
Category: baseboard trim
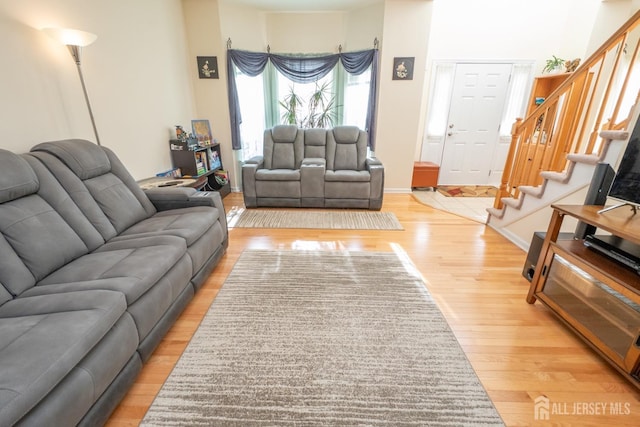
[384,188,412,193]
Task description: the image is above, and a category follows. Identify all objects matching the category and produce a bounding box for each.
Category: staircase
[487,130,629,228]
[486,10,640,243]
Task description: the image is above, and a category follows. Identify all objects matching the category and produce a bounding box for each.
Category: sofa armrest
[146,187,220,210]
[244,155,264,166]
[366,157,384,210]
[366,157,383,168]
[301,158,326,203]
[302,157,326,167]
[242,156,264,208]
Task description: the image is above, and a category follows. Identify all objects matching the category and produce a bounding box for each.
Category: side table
[412,162,440,190]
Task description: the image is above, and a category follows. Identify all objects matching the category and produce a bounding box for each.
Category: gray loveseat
[0,139,228,426]
[242,126,384,210]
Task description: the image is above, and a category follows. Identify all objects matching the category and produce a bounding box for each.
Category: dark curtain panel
[227,49,379,150]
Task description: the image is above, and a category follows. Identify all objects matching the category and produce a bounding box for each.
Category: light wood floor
[106,193,640,426]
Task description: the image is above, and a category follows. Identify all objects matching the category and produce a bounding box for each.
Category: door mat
[437,185,498,198]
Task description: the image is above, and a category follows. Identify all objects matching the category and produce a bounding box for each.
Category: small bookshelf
[169,140,229,197]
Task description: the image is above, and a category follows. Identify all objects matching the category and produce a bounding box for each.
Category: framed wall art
[197,56,219,79]
[392,57,414,80]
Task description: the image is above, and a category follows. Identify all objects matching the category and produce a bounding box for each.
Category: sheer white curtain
[235,64,372,160]
[235,69,265,161]
[426,62,455,137]
[344,66,372,129]
[500,63,534,137]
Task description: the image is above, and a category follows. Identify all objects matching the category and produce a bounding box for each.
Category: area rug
[232,209,403,230]
[141,250,504,426]
[437,185,498,198]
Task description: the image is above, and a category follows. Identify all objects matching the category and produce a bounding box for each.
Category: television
[601,124,640,214]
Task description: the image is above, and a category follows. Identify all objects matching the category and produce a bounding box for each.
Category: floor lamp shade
[43,28,97,47]
[43,27,101,146]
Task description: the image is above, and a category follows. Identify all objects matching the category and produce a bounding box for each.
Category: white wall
[346,3,385,51]
[219,1,266,51]
[182,0,234,187]
[0,0,196,180]
[587,0,640,55]
[376,0,433,191]
[426,0,601,72]
[266,12,347,53]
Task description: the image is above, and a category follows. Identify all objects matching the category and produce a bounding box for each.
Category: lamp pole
[67,45,101,146]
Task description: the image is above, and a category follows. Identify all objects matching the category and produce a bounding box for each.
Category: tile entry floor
[411,189,494,223]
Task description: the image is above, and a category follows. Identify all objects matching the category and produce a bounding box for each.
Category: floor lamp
[44,28,101,146]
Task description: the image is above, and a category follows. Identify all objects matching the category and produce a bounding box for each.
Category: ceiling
[228,0,383,12]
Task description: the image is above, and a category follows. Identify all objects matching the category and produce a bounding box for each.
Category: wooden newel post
[494,118,523,209]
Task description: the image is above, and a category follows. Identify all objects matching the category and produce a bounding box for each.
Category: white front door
[439,63,511,185]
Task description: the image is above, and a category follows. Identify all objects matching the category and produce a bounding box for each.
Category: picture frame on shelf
[191,119,212,146]
[209,149,222,170]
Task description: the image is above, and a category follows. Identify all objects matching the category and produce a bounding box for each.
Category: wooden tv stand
[527,204,640,386]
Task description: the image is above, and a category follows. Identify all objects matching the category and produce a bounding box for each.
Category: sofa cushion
[263,125,304,170]
[324,170,371,182]
[326,126,367,171]
[255,169,301,181]
[20,235,192,343]
[114,206,222,276]
[0,196,89,287]
[0,149,38,204]
[0,282,11,306]
[84,172,154,233]
[30,140,157,238]
[31,139,111,180]
[25,235,187,306]
[255,180,301,198]
[22,155,106,252]
[15,315,139,427]
[0,290,127,427]
[303,128,327,158]
[118,206,218,246]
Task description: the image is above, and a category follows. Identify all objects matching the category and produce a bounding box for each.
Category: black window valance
[226,48,379,150]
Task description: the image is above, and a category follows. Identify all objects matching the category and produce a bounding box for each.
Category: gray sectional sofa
[242,126,384,210]
[0,139,228,426]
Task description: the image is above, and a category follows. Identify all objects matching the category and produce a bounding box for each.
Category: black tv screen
[609,131,640,207]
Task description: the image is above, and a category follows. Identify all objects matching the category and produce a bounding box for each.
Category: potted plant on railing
[543,55,566,74]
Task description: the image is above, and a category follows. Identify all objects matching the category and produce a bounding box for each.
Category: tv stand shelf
[527,204,640,385]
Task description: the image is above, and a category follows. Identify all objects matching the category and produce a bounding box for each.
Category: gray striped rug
[232,209,403,230]
[142,250,504,426]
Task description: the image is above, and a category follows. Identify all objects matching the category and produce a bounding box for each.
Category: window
[500,63,534,137]
[228,49,378,152]
[276,70,336,128]
[343,66,371,129]
[235,68,265,161]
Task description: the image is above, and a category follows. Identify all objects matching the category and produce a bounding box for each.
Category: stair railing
[494,10,640,210]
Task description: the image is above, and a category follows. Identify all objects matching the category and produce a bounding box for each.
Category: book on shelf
[196,151,209,169]
[209,150,221,170]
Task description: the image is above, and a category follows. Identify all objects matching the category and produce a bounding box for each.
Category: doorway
[438,63,512,185]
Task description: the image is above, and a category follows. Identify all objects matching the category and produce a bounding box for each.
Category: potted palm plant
[280,80,339,128]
